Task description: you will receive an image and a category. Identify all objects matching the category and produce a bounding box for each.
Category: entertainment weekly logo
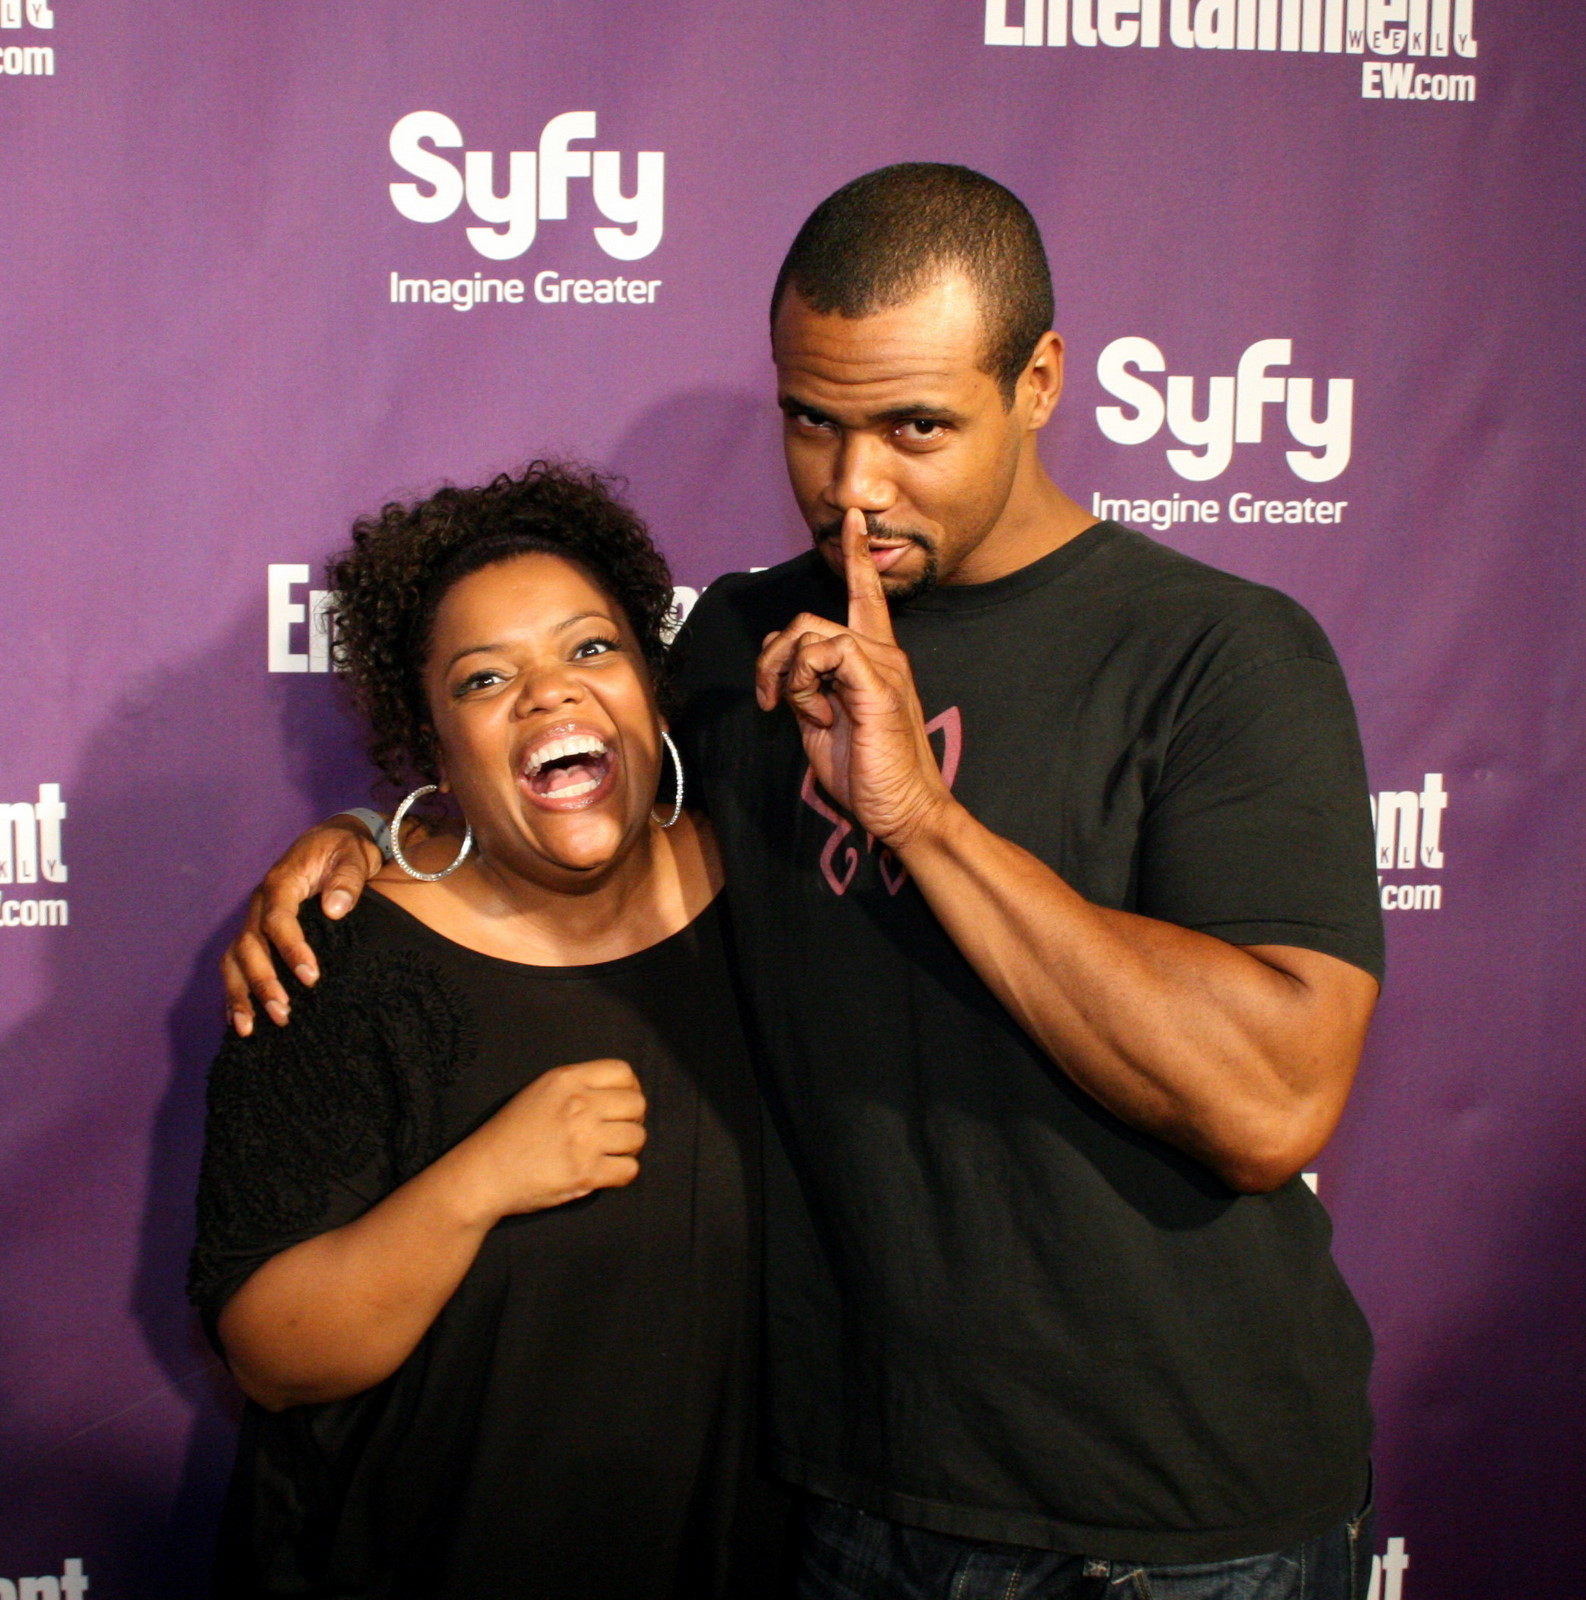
[1372,773,1448,912]
[385,110,666,314]
[1368,1536,1410,1598]
[0,782,69,929]
[984,0,1479,100]
[0,0,56,79]
[265,566,704,674]
[0,1558,89,1599]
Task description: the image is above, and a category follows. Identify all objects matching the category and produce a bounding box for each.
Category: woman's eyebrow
[552,611,616,634]
[444,642,506,671]
[442,613,618,671]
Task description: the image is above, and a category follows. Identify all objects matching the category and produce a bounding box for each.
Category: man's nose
[824,433,895,515]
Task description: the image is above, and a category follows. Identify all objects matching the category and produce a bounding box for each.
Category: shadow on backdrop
[0,601,366,1596]
[605,386,808,584]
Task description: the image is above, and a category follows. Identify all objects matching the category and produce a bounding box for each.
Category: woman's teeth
[541,768,602,798]
[525,734,608,777]
[523,735,613,800]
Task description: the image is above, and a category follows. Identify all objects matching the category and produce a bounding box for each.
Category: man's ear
[1021,331,1065,430]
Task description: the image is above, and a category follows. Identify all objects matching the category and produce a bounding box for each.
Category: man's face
[773,275,1044,600]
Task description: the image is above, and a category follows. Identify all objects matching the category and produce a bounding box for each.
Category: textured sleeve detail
[187,907,477,1319]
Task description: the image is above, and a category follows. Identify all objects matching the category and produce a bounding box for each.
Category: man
[228,165,1383,1598]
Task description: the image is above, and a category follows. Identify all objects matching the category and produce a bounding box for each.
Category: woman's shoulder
[291,887,435,969]
[261,892,475,1061]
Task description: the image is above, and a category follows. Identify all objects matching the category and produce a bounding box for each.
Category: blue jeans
[796,1495,1376,1600]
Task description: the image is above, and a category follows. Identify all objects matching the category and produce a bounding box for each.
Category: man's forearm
[896,800,1377,1192]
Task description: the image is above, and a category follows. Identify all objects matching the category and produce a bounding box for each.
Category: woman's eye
[574,636,619,659]
[454,670,504,697]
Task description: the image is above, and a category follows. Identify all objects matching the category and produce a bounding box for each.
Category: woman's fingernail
[295,964,317,986]
[325,891,352,917]
[231,1011,252,1037]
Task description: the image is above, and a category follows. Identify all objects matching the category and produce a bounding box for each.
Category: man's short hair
[770,163,1055,404]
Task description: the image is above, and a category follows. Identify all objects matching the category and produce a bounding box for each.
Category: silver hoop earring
[657,732,684,829]
[390,785,474,881]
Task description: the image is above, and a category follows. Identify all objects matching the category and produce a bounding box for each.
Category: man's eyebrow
[779,395,963,426]
[872,402,961,425]
[778,394,834,422]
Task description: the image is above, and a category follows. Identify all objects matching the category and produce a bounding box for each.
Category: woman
[189,463,783,1598]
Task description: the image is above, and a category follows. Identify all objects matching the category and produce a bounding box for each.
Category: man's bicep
[1137,655,1385,982]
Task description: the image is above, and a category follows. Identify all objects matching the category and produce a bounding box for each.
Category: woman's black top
[189,890,780,1599]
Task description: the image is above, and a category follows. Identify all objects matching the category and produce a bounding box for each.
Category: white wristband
[339,808,393,863]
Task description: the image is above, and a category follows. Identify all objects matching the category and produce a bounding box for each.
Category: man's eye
[900,419,945,441]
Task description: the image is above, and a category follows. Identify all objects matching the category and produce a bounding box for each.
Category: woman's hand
[449,1059,648,1222]
[220,1058,647,1410]
[221,815,386,1035]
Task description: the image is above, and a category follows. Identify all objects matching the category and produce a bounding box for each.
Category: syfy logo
[0,1560,88,1600]
[389,111,664,263]
[1095,337,1352,483]
[984,0,1476,57]
[1372,773,1446,912]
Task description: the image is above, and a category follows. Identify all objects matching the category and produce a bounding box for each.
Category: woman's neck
[369,812,722,967]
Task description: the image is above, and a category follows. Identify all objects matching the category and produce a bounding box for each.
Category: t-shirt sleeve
[1135,651,1386,982]
[186,909,471,1337]
[669,571,762,810]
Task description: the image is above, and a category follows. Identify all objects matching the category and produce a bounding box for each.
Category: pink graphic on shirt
[800,706,962,897]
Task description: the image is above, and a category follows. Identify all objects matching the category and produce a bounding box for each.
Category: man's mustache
[812,515,934,554]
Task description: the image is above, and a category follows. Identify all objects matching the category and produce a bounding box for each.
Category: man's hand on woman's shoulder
[221,815,385,1036]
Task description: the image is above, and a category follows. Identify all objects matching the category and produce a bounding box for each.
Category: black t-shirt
[673,522,1383,1564]
[189,892,785,1599]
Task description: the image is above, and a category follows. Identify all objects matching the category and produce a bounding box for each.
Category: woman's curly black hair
[327,461,675,792]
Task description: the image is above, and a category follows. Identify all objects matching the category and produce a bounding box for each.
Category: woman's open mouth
[520,731,617,809]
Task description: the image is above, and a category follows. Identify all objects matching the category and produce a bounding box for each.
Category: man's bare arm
[897,804,1376,1192]
[757,509,1377,1193]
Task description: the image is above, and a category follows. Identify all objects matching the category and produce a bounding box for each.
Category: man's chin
[878,565,939,605]
[815,537,940,606]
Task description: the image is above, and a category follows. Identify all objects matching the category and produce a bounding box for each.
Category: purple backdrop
[2,2,1581,1595]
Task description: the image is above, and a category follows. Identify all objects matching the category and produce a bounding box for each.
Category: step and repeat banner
[2,2,1581,1595]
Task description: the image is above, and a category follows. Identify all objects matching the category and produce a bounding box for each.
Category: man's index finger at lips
[843,509,895,641]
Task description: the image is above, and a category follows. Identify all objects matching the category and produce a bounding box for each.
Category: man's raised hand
[755,508,955,849]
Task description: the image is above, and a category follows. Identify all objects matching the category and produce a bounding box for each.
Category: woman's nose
[514,662,584,715]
